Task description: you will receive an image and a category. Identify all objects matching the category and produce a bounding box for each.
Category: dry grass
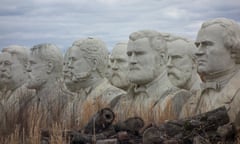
[236,129,240,144]
[1,88,240,144]
[0,96,70,144]
[0,94,112,144]
[70,96,109,129]
[0,124,70,144]
[0,126,21,144]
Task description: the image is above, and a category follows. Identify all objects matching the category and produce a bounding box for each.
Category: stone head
[0,45,29,91]
[64,37,109,92]
[104,54,112,81]
[127,30,167,85]
[195,18,240,77]
[110,42,130,90]
[165,34,197,89]
[26,43,63,90]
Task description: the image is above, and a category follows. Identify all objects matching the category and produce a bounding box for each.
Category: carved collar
[201,66,238,91]
[133,70,170,98]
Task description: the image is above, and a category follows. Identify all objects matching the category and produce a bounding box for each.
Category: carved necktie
[200,81,221,91]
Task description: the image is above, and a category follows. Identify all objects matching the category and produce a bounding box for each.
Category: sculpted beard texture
[27,74,46,89]
[168,68,191,88]
[72,69,92,83]
[128,66,157,85]
[0,72,11,80]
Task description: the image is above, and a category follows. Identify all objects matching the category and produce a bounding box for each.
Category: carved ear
[158,53,167,65]
[47,61,54,74]
[92,59,97,71]
[162,53,167,64]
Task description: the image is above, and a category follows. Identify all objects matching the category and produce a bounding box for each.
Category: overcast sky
[0,0,240,52]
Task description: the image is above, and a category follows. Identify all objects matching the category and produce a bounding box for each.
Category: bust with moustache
[165,34,201,92]
[0,46,28,92]
[23,43,68,131]
[109,42,130,91]
[180,18,240,129]
[113,30,191,125]
[62,37,126,129]
[0,45,35,136]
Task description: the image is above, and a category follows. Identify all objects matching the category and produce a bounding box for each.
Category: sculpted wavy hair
[31,43,63,74]
[163,33,197,62]
[72,37,109,77]
[2,45,29,68]
[201,18,240,64]
[129,30,168,65]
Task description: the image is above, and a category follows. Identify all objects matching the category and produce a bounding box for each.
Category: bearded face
[167,52,193,89]
[110,43,130,90]
[0,53,13,89]
[26,55,48,90]
[0,52,27,91]
[63,46,93,92]
[127,38,162,85]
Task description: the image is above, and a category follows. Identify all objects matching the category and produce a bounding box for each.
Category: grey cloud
[0,0,239,52]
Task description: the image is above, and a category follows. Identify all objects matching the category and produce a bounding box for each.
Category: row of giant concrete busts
[1,17,240,137]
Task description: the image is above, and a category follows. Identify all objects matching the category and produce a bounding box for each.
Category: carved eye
[110,59,114,63]
[127,52,132,57]
[195,42,200,48]
[4,61,12,65]
[29,60,36,65]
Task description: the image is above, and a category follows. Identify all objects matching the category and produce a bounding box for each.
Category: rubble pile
[41,107,238,144]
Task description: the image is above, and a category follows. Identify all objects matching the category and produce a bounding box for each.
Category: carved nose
[112,60,118,70]
[0,68,6,72]
[26,65,32,72]
[67,64,74,69]
[166,57,173,68]
[195,44,206,57]
[129,54,137,65]
[63,66,69,73]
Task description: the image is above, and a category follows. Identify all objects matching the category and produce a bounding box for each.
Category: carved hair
[163,33,197,61]
[129,30,167,63]
[201,18,240,63]
[2,45,29,67]
[31,43,63,74]
[112,42,128,54]
[72,37,109,77]
[115,42,128,47]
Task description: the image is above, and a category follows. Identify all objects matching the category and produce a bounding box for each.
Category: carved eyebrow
[116,58,127,62]
[29,60,36,64]
[4,60,12,65]
[202,41,213,46]
[195,41,214,47]
[135,51,145,55]
[68,56,76,61]
[171,55,182,59]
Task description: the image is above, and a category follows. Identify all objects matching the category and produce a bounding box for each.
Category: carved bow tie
[200,81,221,91]
[134,85,147,94]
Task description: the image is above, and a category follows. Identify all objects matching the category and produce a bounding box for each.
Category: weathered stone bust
[27,43,63,94]
[104,54,112,81]
[165,34,201,92]
[24,43,66,129]
[180,18,240,127]
[110,42,130,91]
[0,45,28,92]
[114,30,190,124]
[64,37,109,92]
[63,37,125,128]
[0,45,34,136]
[126,31,166,85]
